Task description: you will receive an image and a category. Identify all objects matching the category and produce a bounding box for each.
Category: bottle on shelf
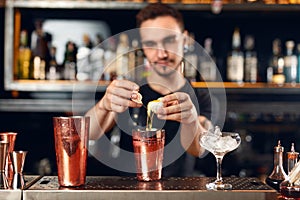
[63,41,78,80]
[17,30,32,79]
[103,37,117,81]
[90,34,105,81]
[284,40,298,84]
[265,140,288,191]
[46,46,60,80]
[30,19,52,80]
[268,38,285,85]
[199,37,217,82]
[116,33,129,80]
[227,27,244,83]
[184,33,198,82]
[244,35,258,83]
[76,34,92,81]
[297,44,300,83]
[287,143,299,175]
[129,39,145,83]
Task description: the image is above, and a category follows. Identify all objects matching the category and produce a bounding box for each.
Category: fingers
[157,92,197,123]
[102,80,142,112]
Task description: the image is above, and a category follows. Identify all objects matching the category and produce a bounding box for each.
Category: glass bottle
[284,40,298,83]
[287,143,299,175]
[199,37,217,82]
[63,41,78,80]
[18,30,32,79]
[296,44,300,83]
[47,46,59,80]
[266,140,288,191]
[227,27,244,83]
[270,39,285,85]
[116,33,129,80]
[184,33,198,82]
[244,35,258,83]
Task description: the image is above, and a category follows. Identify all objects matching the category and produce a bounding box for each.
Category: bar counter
[17,176,277,200]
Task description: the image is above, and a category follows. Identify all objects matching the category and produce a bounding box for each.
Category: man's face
[139,16,185,77]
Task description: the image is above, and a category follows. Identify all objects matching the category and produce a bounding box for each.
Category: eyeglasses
[141,34,183,52]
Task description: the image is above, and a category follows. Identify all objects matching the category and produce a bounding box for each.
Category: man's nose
[156,43,168,58]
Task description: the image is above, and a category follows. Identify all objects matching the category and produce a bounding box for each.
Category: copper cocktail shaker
[53,116,90,187]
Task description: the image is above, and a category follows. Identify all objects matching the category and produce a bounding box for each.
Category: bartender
[85,3,213,176]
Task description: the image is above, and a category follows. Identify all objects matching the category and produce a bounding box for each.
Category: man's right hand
[98,79,143,113]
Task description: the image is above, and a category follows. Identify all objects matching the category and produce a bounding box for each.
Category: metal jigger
[0,132,18,186]
[10,151,27,189]
[0,141,9,189]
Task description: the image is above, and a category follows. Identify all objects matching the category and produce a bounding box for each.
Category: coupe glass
[199,129,241,190]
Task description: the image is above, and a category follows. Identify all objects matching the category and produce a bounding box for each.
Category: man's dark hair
[136,3,185,32]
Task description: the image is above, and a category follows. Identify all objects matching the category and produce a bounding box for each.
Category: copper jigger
[10,151,27,189]
[0,132,17,186]
[0,141,9,189]
[53,116,90,187]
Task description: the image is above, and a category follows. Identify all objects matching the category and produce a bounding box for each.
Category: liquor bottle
[184,33,198,82]
[116,33,129,80]
[63,41,78,80]
[128,39,137,81]
[244,35,258,83]
[227,27,244,83]
[17,30,32,79]
[284,40,298,83]
[269,39,285,85]
[31,19,52,80]
[47,46,60,80]
[266,140,288,191]
[89,34,105,81]
[129,39,145,82]
[199,37,217,82]
[103,37,117,81]
[287,143,299,175]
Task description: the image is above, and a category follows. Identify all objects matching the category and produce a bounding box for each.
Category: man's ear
[183,30,189,45]
[183,30,189,53]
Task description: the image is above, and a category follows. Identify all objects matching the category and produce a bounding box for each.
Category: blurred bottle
[184,33,198,82]
[18,30,32,79]
[268,39,285,85]
[31,19,52,80]
[244,35,258,83]
[116,33,129,80]
[47,46,60,80]
[90,34,105,81]
[284,40,298,84]
[266,140,288,191]
[199,37,217,82]
[287,143,299,175]
[63,41,78,80]
[129,39,145,82]
[103,37,117,81]
[227,27,244,83]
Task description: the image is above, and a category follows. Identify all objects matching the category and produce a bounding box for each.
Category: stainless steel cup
[132,128,165,181]
[53,116,90,187]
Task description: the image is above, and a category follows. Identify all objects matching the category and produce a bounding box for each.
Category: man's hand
[156,92,198,124]
[99,79,142,113]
